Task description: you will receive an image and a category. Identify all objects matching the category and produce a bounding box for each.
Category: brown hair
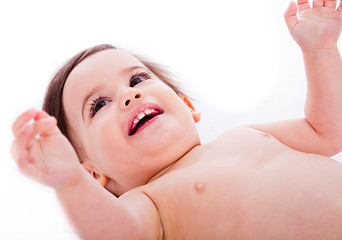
[42,44,187,160]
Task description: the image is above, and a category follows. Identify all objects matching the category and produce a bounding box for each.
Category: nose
[120,88,143,110]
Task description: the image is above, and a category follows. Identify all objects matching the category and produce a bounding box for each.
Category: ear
[183,97,201,123]
[82,163,108,187]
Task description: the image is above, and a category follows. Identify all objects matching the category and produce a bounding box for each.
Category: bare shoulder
[211,126,301,162]
[218,126,270,138]
[215,126,282,147]
[119,189,162,240]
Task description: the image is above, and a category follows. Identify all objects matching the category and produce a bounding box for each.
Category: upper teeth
[133,108,156,124]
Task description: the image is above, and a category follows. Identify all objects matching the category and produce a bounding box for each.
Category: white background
[1,0,341,239]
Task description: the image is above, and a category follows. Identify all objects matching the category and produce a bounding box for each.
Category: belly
[143,151,342,239]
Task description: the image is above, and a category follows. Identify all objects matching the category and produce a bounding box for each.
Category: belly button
[195,182,206,193]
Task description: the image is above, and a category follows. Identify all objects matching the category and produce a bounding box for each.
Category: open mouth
[128,104,164,136]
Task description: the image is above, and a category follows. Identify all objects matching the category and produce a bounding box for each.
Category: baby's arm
[10,109,160,240]
[250,0,342,156]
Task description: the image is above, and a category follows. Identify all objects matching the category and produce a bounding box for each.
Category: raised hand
[284,0,342,50]
[10,109,83,191]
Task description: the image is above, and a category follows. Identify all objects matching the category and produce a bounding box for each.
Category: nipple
[194,182,206,193]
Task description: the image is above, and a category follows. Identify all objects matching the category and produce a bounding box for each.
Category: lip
[128,103,164,136]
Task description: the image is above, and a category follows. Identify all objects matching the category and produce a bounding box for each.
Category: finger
[34,110,51,121]
[16,150,40,180]
[32,116,58,138]
[40,116,61,137]
[313,0,324,7]
[324,0,337,8]
[11,117,57,160]
[284,2,299,32]
[12,108,37,134]
[10,123,34,161]
[297,0,310,12]
[338,0,342,12]
[34,111,61,136]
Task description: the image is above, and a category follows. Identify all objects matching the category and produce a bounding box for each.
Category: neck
[146,143,201,184]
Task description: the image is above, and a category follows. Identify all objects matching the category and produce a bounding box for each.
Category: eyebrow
[120,65,149,75]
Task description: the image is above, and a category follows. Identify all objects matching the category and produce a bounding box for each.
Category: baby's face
[62,49,200,195]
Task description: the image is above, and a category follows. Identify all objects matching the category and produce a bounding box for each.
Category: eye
[90,97,111,117]
[130,72,151,87]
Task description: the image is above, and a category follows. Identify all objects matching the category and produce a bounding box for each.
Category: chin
[149,126,199,160]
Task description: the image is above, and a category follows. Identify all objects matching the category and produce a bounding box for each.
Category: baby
[11,1,342,239]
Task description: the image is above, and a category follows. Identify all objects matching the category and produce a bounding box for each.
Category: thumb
[34,111,61,136]
[284,1,299,33]
[41,117,61,137]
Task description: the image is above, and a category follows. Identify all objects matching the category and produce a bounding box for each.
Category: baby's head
[43,44,201,195]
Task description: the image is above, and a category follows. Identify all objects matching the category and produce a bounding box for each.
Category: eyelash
[89,96,111,118]
[129,72,152,87]
[89,71,152,118]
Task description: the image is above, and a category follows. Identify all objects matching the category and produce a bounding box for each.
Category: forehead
[64,49,144,91]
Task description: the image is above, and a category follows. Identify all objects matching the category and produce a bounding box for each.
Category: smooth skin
[11,1,342,239]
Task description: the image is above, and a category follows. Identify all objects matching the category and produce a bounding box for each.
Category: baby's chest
[145,162,245,239]
[143,149,342,239]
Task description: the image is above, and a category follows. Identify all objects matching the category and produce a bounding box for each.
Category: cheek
[86,120,120,158]
[94,123,123,155]
[88,121,138,173]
